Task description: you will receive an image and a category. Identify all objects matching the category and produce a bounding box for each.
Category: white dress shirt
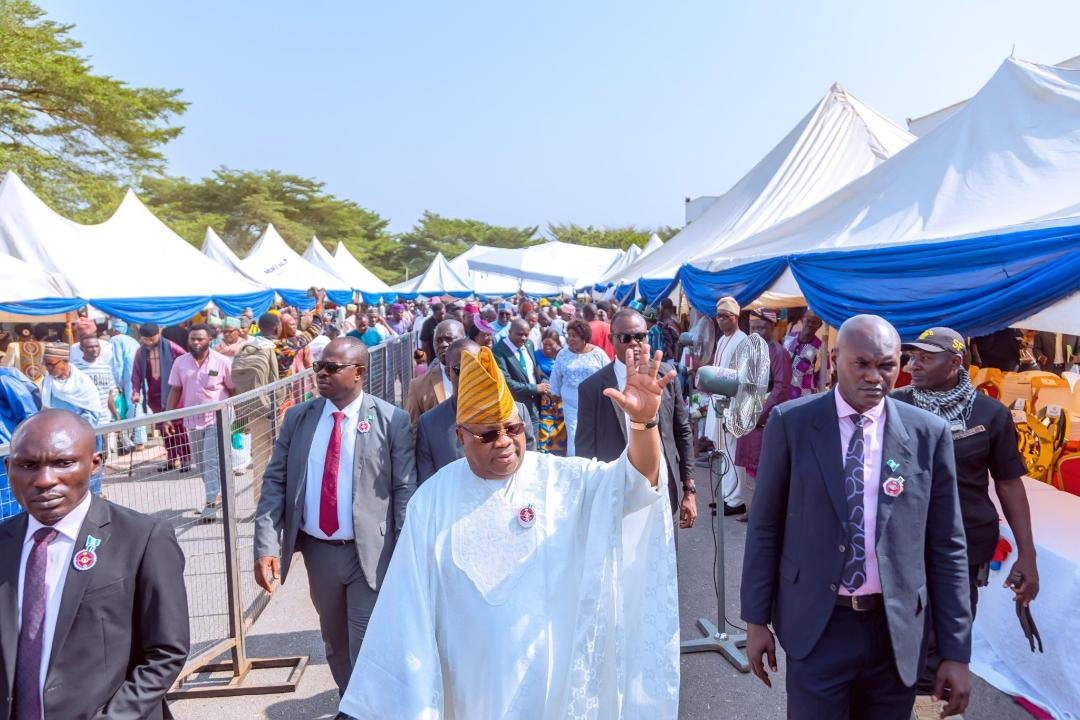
[614,359,631,438]
[503,338,536,383]
[17,492,93,711]
[303,393,366,540]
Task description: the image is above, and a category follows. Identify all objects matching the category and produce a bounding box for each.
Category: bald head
[434,319,466,367]
[8,410,100,525]
[833,314,901,413]
[323,336,369,366]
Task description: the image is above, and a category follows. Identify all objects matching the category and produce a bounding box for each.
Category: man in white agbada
[339,344,680,719]
[702,296,748,515]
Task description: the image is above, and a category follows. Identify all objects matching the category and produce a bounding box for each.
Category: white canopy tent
[239,224,351,294]
[0,254,75,304]
[467,240,621,289]
[328,241,391,295]
[0,172,268,300]
[690,59,1080,333]
[602,84,914,286]
[393,252,472,297]
[907,53,1080,137]
[446,245,527,296]
[200,227,257,282]
[302,236,353,287]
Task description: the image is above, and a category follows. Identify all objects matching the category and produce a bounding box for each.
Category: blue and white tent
[682,58,1080,339]
[0,172,274,323]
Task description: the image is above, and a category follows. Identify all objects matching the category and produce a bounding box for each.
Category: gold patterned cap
[456,346,516,426]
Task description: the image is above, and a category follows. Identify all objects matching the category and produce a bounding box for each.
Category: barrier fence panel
[0,332,413,698]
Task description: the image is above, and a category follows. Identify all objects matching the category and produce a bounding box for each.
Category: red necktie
[319,412,345,537]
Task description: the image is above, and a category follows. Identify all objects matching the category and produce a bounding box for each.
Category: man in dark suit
[492,318,549,426]
[1,409,189,720]
[741,314,973,720]
[575,309,697,531]
[1032,331,1078,374]
[254,337,416,696]
[416,339,536,483]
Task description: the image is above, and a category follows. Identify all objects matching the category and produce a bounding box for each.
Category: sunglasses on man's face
[460,422,526,444]
[313,361,361,375]
[614,332,648,344]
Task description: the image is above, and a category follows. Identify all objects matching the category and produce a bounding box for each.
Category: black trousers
[786,605,916,720]
[917,562,981,694]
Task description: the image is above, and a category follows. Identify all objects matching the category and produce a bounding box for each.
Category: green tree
[545,222,679,250]
[0,0,186,220]
[141,168,390,269]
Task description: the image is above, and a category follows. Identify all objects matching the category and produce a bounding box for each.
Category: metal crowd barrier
[0,332,414,698]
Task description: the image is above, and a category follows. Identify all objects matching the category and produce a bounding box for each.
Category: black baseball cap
[902,326,965,355]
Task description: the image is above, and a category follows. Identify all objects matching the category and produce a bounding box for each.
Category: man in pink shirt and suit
[740,315,973,719]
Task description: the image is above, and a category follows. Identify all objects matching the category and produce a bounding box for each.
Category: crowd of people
[0,287,1053,719]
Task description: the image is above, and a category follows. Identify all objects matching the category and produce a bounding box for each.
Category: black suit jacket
[0,496,189,720]
[492,340,542,424]
[1032,331,1079,370]
[415,397,537,483]
[740,391,971,686]
[574,362,693,513]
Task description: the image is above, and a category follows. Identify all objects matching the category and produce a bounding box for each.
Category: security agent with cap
[892,326,1038,692]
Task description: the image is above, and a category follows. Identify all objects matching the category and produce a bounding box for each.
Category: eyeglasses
[460,422,526,444]
[313,361,361,374]
[614,332,648,344]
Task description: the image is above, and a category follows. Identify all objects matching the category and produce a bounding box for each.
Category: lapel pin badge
[358,415,373,433]
[73,534,101,571]
[518,503,536,529]
[883,476,905,498]
[886,458,899,472]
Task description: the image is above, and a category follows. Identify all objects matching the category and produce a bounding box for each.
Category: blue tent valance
[674,223,1080,339]
[0,292,278,326]
[678,257,789,315]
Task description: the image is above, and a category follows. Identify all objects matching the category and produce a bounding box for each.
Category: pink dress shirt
[835,391,885,596]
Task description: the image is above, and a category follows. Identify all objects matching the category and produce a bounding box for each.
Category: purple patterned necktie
[840,415,867,592]
[14,527,58,720]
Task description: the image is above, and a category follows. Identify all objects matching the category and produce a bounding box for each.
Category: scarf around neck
[911,366,977,425]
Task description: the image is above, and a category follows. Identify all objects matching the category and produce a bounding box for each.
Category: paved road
[170,473,1031,719]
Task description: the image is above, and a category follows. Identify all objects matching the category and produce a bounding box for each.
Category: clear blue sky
[37,0,1080,233]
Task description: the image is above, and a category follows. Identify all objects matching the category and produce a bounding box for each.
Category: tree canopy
[545,222,679,250]
[0,0,186,220]
[140,168,389,254]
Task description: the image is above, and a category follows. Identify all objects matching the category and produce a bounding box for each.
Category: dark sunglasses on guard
[460,422,526,443]
[614,332,648,344]
[313,361,361,374]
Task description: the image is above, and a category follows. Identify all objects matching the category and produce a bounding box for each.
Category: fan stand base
[681,618,750,672]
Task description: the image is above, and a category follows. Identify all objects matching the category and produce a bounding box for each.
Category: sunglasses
[313,361,361,374]
[460,422,526,444]
[614,332,648,344]
[450,365,461,375]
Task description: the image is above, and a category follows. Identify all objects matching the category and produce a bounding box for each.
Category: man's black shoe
[723,503,747,516]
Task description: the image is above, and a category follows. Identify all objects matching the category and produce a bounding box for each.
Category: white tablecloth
[971,477,1080,719]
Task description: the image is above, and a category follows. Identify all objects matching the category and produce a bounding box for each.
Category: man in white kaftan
[339,345,680,719]
[701,296,748,514]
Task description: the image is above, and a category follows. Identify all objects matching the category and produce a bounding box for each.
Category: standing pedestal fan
[681,332,770,672]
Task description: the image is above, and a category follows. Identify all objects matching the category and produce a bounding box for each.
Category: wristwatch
[682,483,697,495]
[629,416,660,431]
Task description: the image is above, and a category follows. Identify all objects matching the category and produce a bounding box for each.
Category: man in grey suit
[741,315,973,719]
[254,337,416,696]
[416,338,536,483]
